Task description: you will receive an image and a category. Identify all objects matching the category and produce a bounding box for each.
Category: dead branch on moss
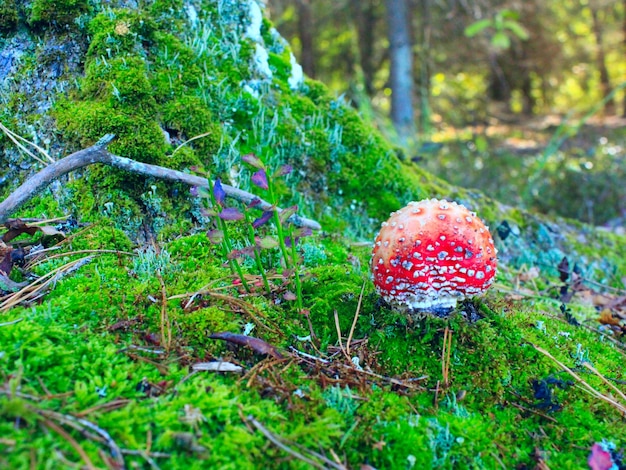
[0,256,94,312]
[0,134,322,230]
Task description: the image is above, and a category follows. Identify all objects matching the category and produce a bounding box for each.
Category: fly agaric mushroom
[371,199,497,316]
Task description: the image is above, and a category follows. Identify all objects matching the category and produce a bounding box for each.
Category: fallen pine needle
[246,415,346,470]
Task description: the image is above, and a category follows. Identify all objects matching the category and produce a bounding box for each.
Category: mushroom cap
[371,199,497,313]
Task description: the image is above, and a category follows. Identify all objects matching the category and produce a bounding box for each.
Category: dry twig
[346,282,366,356]
[156,272,172,351]
[0,134,321,230]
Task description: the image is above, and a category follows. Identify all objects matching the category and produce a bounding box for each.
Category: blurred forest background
[266,0,626,227]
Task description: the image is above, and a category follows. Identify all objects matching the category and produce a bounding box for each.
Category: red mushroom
[371,199,497,316]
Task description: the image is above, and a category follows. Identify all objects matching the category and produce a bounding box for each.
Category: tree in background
[385,0,415,140]
[588,0,616,115]
[295,0,316,77]
[268,0,626,126]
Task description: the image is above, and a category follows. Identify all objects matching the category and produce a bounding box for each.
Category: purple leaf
[207,229,224,244]
[219,207,244,221]
[248,198,262,208]
[275,164,293,177]
[252,210,274,229]
[589,443,614,470]
[251,170,269,190]
[190,186,199,197]
[213,178,226,206]
[283,291,297,301]
[241,153,265,169]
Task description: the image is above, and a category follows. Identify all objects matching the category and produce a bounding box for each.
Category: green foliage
[29,0,90,28]
[464,10,529,50]
[0,0,19,33]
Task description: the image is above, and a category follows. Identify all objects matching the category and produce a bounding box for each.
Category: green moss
[55,99,167,163]
[86,10,157,58]
[160,95,222,157]
[29,0,90,28]
[0,0,19,33]
[267,50,291,82]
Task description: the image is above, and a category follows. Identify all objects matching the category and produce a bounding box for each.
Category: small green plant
[243,153,311,312]
[195,175,250,293]
[192,154,311,311]
[464,9,529,50]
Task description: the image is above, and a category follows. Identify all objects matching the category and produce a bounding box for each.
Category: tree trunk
[487,54,510,104]
[589,1,616,115]
[385,0,415,140]
[351,0,378,96]
[417,0,432,134]
[296,0,316,77]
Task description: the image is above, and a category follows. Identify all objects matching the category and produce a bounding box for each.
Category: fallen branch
[0,134,322,230]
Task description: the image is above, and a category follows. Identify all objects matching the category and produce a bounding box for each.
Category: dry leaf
[192,361,243,373]
[208,332,283,358]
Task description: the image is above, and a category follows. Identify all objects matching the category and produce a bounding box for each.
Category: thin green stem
[206,176,250,293]
[244,210,271,294]
[218,217,250,293]
[288,225,303,313]
[266,177,291,270]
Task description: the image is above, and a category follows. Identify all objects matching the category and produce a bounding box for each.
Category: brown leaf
[598,309,621,326]
[0,245,13,275]
[3,219,39,242]
[208,332,283,358]
[2,219,65,243]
